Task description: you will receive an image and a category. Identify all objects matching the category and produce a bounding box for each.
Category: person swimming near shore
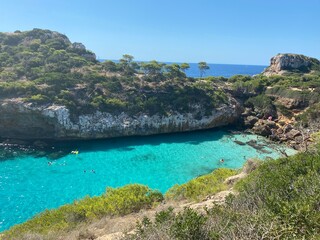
[220,158,225,163]
[71,150,79,154]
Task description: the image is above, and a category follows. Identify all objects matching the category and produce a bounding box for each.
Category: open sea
[0,129,296,231]
[184,63,266,78]
[100,60,267,78]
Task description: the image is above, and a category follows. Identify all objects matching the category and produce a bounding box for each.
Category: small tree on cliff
[180,63,190,73]
[198,61,210,78]
[119,54,139,75]
[102,60,117,76]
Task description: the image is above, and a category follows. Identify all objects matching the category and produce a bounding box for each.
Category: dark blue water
[184,63,266,78]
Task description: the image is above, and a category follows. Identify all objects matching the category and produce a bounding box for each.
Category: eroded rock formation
[0,99,241,140]
[262,53,320,76]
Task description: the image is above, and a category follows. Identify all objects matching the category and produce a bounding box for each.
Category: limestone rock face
[0,99,241,140]
[262,53,320,76]
[72,42,86,50]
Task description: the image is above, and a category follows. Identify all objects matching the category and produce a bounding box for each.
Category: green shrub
[234,152,320,237]
[155,207,175,225]
[25,94,51,104]
[296,103,320,126]
[104,98,127,111]
[245,94,276,117]
[3,184,163,239]
[165,168,236,201]
[276,104,293,118]
[170,208,208,240]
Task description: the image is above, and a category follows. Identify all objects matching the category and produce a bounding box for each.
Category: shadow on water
[0,128,230,161]
[118,147,135,152]
[130,153,157,162]
[52,128,228,155]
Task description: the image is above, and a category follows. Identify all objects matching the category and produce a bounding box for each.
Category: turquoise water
[0,130,295,231]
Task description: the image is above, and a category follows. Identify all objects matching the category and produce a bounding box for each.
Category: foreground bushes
[129,152,320,240]
[3,184,163,239]
[165,168,236,201]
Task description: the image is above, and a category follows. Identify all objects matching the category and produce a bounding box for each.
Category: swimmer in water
[220,159,225,163]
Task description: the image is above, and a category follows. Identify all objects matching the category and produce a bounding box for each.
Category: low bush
[3,184,163,239]
[296,103,320,126]
[245,94,276,117]
[276,104,293,118]
[25,94,51,104]
[128,152,320,240]
[165,168,236,201]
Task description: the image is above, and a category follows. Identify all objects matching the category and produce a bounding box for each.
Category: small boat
[71,150,79,154]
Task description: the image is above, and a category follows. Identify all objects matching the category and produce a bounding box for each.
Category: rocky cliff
[262,53,320,76]
[0,99,241,140]
[0,29,243,141]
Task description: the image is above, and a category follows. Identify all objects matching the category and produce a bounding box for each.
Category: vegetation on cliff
[1,29,320,139]
[0,29,228,119]
[165,168,236,201]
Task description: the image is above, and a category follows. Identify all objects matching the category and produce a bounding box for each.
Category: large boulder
[286,129,301,140]
[244,116,259,127]
[252,120,272,136]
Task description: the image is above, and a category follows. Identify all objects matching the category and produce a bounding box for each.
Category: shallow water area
[0,129,296,231]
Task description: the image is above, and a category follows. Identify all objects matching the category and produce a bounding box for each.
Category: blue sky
[0,0,319,65]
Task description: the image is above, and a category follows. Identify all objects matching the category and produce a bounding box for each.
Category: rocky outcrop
[262,53,320,76]
[246,116,309,150]
[275,95,308,109]
[0,99,241,140]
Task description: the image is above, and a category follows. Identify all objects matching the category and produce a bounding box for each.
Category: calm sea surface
[0,129,295,231]
[184,63,266,78]
[100,60,267,78]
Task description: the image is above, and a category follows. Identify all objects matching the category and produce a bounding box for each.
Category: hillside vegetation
[1,29,320,131]
[0,29,228,118]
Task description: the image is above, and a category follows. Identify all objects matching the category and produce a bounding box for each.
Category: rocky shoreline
[242,107,311,151]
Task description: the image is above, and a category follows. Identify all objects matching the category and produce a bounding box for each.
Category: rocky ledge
[0,99,241,140]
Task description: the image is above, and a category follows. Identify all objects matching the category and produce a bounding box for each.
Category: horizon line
[97,59,268,67]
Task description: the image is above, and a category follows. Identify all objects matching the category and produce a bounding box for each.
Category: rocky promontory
[262,53,320,76]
